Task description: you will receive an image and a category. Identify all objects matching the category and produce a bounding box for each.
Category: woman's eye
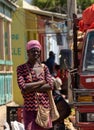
[30,50,40,54]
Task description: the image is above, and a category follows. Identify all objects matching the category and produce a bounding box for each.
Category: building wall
[37,15,46,62]
[0,1,17,105]
[11,9,25,105]
[25,10,38,41]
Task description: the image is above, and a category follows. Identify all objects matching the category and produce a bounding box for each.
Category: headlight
[87,113,94,122]
[79,112,94,122]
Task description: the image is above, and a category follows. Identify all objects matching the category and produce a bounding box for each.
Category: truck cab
[71,15,94,130]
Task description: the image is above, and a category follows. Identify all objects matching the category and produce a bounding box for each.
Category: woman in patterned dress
[17,40,54,130]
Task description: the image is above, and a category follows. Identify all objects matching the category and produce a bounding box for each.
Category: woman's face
[27,47,41,61]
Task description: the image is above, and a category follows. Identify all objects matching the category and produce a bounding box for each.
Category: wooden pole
[67,0,77,46]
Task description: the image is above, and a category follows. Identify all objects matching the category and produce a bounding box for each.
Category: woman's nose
[34,50,39,54]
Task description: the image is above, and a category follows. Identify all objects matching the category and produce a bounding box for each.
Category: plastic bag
[11,121,25,130]
[4,121,10,130]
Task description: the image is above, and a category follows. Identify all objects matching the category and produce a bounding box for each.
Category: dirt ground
[0,101,19,130]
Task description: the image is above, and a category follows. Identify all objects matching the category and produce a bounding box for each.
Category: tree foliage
[77,0,94,12]
[32,0,94,14]
[32,0,67,13]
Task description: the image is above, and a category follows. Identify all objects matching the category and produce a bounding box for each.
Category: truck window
[83,31,94,70]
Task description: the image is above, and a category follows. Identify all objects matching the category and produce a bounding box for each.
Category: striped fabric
[17,61,53,111]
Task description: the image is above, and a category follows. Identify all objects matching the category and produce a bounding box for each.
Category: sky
[25,0,32,4]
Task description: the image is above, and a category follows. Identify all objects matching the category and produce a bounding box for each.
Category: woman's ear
[27,50,31,57]
[27,51,29,56]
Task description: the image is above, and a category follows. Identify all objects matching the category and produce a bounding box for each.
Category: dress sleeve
[16,65,26,93]
[44,64,54,89]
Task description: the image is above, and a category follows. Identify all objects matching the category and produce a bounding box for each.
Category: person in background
[54,64,61,78]
[16,40,54,130]
[50,76,71,130]
[54,64,68,98]
[46,51,56,76]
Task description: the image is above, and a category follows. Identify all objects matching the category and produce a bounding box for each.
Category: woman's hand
[23,80,46,94]
[36,83,52,92]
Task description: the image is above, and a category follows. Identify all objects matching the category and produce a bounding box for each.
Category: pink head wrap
[26,40,41,51]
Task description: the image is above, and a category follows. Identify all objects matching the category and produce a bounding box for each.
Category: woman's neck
[28,59,40,67]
